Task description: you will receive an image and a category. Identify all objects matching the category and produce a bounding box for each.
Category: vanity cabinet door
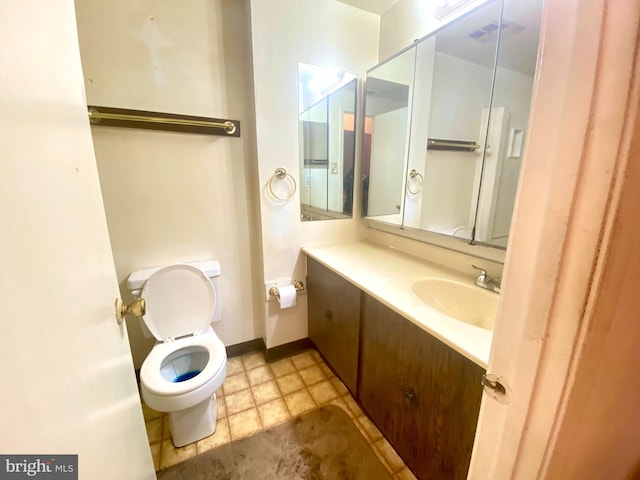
[307,258,361,394]
[359,294,484,480]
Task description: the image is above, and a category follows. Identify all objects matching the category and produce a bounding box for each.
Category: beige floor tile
[308,380,339,405]
[298,365,327,386]
[326,396,351,416]
[145,417,163,444]
[356,415,383,442]
[150,442,161,472]
[159,438,197,470]
[268,357,296,377]
[222,372,250,395]
[375,438,406,473]
[216,396,227,419]
[142,401,162,421]
[353,415,373,442]
[396,467,418,480]
[319,362,335,378]
[162,415,171,439]
[275,371,305,395]
[372,443,393,474]
[246,365,273,386]
[228,408,262,440]
[226,356,245,376]
[224,388,256,416]
[291,350,317,370]
[242,351,266,370]
[284,389,317,416]
[196,417,231,454]
[252,380,281,405]
[342,394,363,417]
[310,349,323,363]
[144,347,401,477]
[330,376,349,396]
[257,398,291,428]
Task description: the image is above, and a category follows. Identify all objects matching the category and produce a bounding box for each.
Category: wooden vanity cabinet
[358,294,485,480]
[307,258,361,394]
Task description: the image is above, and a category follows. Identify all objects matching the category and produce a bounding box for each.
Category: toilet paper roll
[277,285,297,309]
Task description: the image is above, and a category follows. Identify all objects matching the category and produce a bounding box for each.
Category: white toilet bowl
[133,263,228,447]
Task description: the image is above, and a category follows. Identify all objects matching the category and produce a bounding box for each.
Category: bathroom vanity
[304,242,493,480]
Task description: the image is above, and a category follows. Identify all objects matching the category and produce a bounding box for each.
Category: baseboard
[226,338,266,358]
[265,338,314,363]
[142,336,310,364]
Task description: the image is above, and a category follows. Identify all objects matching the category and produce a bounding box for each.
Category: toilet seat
[141,328,226,397]
[139,264,227,401]
[140,264,216,341]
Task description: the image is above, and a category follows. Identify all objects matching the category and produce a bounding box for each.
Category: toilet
[127,260,227,447]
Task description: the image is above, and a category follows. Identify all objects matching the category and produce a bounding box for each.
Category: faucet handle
[471,264,487,276]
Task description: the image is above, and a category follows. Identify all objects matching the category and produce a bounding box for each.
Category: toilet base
[169,394,217,447]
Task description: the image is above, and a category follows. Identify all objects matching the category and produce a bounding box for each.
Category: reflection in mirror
[362,0,542,250]
[473,0,542,247]
[362,47,415,220]
[298,63,357,221]
[401,0,501,239]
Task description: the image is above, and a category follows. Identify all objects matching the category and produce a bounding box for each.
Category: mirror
[298,63,357,221]
[363,0,542,249]
[362,47,415,220]
[472,0,541,246]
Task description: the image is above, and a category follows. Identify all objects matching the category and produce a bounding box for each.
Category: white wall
[250,0,379,348]
[75,0,263,367]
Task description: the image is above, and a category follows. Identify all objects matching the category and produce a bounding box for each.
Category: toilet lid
[141,264,216,341]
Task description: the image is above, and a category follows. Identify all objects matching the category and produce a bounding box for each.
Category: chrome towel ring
[406,169,424,195]
[268,167,297,201]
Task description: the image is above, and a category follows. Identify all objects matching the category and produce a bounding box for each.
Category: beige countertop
[302,241,494,368]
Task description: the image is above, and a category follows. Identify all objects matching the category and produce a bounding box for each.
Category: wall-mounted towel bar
[427,138,481,151]
[87,106,241,137]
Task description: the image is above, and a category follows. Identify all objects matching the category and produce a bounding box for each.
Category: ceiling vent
[467,19,525,43]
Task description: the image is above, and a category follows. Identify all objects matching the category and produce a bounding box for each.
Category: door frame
[468,0,640,478]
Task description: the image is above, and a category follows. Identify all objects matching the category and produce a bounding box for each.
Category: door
[0,2,155,479]
[468,0,640,478]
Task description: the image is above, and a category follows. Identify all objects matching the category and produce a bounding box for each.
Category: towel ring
[406,169,424,195]
[269,167,297,201]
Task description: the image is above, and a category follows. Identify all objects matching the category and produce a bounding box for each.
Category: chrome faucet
[472,265,501,293]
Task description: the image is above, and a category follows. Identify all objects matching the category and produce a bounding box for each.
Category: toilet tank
[126,260,222,334]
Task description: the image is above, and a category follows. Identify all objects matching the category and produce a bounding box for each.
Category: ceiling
[335,0,400,15]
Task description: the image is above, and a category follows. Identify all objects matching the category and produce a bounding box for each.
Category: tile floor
[142,348,417,480]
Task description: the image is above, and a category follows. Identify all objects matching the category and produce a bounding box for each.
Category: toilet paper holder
[269,280,305,300]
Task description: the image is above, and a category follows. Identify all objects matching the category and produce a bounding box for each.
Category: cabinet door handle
[403,385,418,405]
[324,310,333,321]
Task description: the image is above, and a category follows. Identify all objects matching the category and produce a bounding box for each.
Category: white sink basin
[411,278,499,330]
